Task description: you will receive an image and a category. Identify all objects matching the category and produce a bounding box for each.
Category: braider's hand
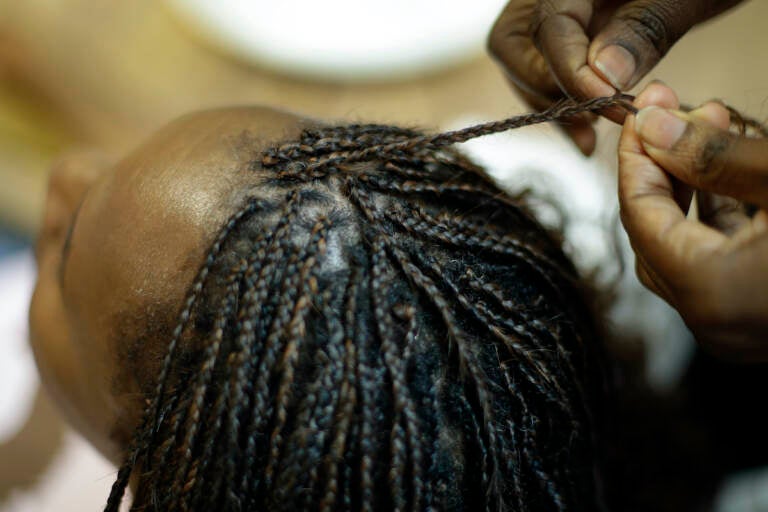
[488,0,744,155]
[619,82,768,361]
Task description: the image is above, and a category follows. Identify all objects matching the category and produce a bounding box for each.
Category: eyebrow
[58,202,83,287]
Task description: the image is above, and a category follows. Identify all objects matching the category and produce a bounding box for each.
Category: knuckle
[530,0,558,44]
[487,0,538,57]
[617,3,681,58]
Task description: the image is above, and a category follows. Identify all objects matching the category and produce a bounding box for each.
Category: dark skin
[488,0,744,155]
[30,107,311,462]
[621,82,768,360]
[28,90,768,480]
[490,1,768,357]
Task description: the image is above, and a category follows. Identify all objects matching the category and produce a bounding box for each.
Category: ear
[39,150,113,250]
[47,150,113,206]
[31,149,125,463]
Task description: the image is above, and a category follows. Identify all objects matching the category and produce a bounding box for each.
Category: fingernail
[635,106,688,150]
[595,45,636,90]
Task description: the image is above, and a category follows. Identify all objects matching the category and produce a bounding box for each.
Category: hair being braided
[105,94,638,512]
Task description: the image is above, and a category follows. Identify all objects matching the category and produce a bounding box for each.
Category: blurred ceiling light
[166,0,507,81]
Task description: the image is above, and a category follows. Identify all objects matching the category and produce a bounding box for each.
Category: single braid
[262,94,636,180]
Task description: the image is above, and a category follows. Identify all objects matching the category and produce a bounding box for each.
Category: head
[31,106,608,511]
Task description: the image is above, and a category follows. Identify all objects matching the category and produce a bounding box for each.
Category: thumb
[634,105,768,209]
[588,0,710,90]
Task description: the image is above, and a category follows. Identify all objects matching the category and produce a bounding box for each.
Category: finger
[633,80,679,110]
[588,0,736,91]
[37,150,112,259]
[618,111,728,293]
[531,0,616,101]
[671,101,730,216]
[689,102,750,232]
[48,150,113,206]
[689,101,731,131]
[620,82,676,160]
[593,77,681,128]
[635,104,768,209]
[633,81,695,212]
[689,101,752,233]
[489,0,563,100]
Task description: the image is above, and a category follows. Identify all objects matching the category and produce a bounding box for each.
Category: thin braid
[356,175,549,235]
[105,198,264,512]
[520,400,568,511]
[281,290,345,509]
[456,390,492,512]
[229,192,305,504]
[262,124,418,167]
[113,100,616,511]
[169,270,243,509]
[172,266,244,511]
[463,268,569,343]
[371,238,410,511]
[355,268,379,512]
[440,269,583,507]
[435,267,580,506]
[181,225,282,509]
[150,196,298,510]
[262,93,635,176]
[383,204,574,293]
[381,237,505,509]
[262,219,331,488]
[460,266,593,425]
[507,344,578,511]
[496,352,527,512]
[183,232,277,509]
[262,282,316,487]
[420,252,567,406]
[295,348,347,505]
[334,267,363,512]
[394,304,424,511]
[350,186,486,381]
[275,287,345,508]
[238,224,324,504]
[319,315,358,512]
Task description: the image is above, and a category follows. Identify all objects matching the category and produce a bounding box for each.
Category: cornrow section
[107,99,613,511]
[261,93,636,181]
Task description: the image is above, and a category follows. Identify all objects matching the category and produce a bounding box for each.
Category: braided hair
[105,95,632,512]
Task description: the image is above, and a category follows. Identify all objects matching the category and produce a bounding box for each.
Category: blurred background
[1,1,768,510]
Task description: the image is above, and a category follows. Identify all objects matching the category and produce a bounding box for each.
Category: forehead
[62,107,308,348]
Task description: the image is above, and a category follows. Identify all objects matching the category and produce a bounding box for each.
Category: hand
[488,0,744,155]
[619,82,768,361]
